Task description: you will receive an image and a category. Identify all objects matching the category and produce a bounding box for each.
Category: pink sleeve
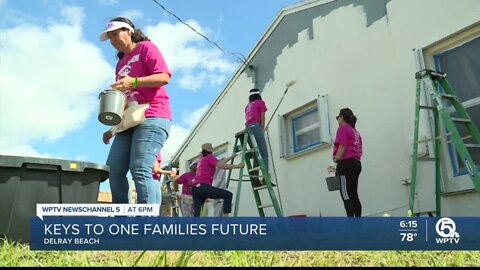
[209,155,219,166]
[335,125,349,146]
[261,100,267,112]
[142,42,171,77]
[177,174,187,184]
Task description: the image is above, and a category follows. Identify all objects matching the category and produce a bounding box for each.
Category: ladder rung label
[229,178,251,182]
[451,117,471,123]
[440,94,456,99]
[419,105,434,110]
[249,167,261,172]
[253,185,268,191]
[258,204,273,209]
[417,157,436,161]
[465,144,480,148]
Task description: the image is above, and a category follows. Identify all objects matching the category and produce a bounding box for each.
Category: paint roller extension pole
[265,80,296,130]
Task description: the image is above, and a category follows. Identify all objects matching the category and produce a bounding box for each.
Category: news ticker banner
[29,204,480,250]
[36,203,160,218]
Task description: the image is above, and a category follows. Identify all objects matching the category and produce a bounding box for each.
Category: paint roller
[265,80,297,129]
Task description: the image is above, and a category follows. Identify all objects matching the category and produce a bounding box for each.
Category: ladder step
[465,144,480,148]
[440,94,456,99]
[419,105,435,110]
[229,178,253,182]
[253,185,269,191]
[258,204,273,209]
[451,117,471,123]
[249,167,261,173]
[417,157,436,161]
[234,148,255,155]
[245,175,264,178]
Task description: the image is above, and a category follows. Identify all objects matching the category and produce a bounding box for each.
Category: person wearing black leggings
[330,108,363,217]
[191,143,244,217]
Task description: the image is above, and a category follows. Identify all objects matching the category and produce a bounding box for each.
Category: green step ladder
[409,69,480,217]
[161,164,181,217]
[226,129,283,217]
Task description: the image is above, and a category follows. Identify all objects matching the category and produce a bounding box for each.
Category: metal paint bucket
[325,173,340,191]
[98,89,126,126]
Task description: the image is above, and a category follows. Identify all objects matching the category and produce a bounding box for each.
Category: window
[279,95,331,157]
[292,108,321,152]
[433,36,480,176]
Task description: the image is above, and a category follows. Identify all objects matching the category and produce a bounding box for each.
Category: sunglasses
[336,115,342,120]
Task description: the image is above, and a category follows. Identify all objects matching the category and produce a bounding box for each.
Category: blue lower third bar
[29,217,480,250]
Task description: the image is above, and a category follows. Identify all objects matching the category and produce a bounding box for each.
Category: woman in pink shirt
[99,17,172,204]
[191,143,244,217]
[152,153,175,204]
[330,108,363,217]
[175,162,197,217]
[245,89,269,187]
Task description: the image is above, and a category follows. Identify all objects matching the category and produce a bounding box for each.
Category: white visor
[99,21,134,41]
[249,90,260,96]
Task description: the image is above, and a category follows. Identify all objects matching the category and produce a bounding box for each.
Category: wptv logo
[435,217,460,244]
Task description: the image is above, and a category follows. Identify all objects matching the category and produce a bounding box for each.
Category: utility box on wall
[0,155,109,243]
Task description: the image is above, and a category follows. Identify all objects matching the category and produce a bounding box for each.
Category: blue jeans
[152,179,162,206]
[107,117,171,204]
[246,123,269,173]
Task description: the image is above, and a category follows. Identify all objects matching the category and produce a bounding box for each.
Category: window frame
[291,107,321,153]
[279,94,331,158]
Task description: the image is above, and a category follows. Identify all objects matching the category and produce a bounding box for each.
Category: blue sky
[0,0,300,191]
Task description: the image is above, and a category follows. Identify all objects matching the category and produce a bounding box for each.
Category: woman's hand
[103,130,114,144]
[327,161,336,173]
[111,75,134,92]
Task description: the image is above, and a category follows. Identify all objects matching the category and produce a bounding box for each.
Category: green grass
[1,240,480,267]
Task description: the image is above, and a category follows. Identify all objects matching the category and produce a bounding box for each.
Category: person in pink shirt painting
[245,88,269,187]
[174,162,197,217]
[191,143,244,217]
[328,108,363,217]
[99,17,172,204]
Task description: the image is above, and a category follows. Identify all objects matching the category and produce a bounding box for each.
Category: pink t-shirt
[193,154,218,186]
[152,153,162,180]
[115,41,172,120]
[176,172,195,195]
[333,123,362,161]
[245,100,267,126]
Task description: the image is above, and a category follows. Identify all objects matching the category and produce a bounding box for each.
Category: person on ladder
[245,88,269,187]
[191,143,244,217]
[327,108,363,217]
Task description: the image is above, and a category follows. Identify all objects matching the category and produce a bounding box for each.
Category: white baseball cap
[99,21,134,42]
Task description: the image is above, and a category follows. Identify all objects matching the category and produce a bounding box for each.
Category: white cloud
[182,104,209,127]
[160,104,209,162]
[119,9,144,22]
[0,143,50,158]
[161,124,191,162]
[98,0,118,5]
[61,6,85,25]
[0,20,113,156]
[144,20,236,91]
